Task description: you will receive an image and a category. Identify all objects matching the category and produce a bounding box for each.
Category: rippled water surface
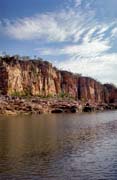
[0,111,117,180]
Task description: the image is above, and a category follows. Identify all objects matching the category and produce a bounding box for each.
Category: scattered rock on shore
[0,96,116,116]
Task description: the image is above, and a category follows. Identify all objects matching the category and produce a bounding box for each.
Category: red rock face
[77,77,107,103]
[104,84,117,103]
[60,71,78,99]
[0,57,62,96]
[0,57,116,103]
[0,61,8,95]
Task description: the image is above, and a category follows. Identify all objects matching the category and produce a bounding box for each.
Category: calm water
[0,111,117,180]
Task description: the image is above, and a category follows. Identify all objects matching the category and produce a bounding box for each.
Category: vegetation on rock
[0,55,116,105]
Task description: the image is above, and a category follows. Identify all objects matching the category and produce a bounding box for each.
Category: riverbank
[0,95,117,115]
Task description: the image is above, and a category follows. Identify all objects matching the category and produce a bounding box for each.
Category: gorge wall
[0,56,116,104]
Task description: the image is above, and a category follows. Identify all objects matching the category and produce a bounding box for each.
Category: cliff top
[0,55,116,88]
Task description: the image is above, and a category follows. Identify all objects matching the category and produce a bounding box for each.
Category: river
[0,111,117,180]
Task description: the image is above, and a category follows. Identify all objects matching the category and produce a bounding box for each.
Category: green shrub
[11,91,22,97]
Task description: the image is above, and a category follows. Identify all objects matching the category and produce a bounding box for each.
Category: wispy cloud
[2,2,114,43]
[3,14,67,41]
[2,10,91,42]
[111,27,117,37]
[36,40,110,58]
[74,0,82,7]
[57,53,117,85]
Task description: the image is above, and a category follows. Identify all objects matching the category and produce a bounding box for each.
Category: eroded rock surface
[0,56,116,105]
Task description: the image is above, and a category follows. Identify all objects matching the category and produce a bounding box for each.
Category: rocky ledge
[0,96,116,116]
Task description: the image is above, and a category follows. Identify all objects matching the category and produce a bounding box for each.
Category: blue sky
[0,0,117,84]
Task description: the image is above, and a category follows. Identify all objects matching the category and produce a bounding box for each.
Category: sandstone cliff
[0,56,116,104]
[78,77,109,103]
[0,57,61,96]
[104,84,117,103]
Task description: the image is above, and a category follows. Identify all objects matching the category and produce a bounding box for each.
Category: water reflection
[0,111,117,180]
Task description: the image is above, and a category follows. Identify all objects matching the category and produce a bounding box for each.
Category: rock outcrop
[78,77,109,103]
[0,96,116,115]
[0,96,80,115]
[104,84,117,103]
[0,57,61,96]
[0,56,116,104]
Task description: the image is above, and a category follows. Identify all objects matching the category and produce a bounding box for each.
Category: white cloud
[1,3,116,45]
[36,39,110,58]
[56,53,117,85]
[3,15,67,41]
[111,27,117,37]
[2,5,113,43]
[63,40,110,57]
[74,0,82,7]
